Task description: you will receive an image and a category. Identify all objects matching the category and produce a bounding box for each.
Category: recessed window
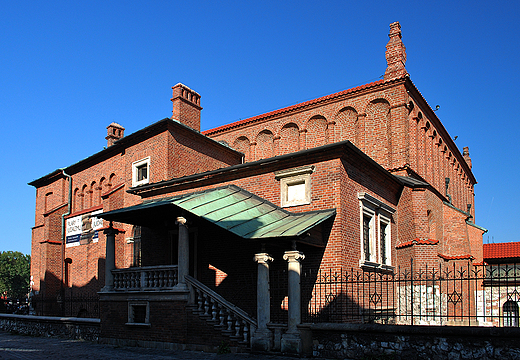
[275,165,315,207]
[358,192,395,271]
[132,157,150,187]
[503,300,519,327]
[287,180,306,203]
[127,301,149,325]
[136,164,147,182]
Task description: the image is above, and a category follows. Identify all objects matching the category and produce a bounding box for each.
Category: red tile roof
[202,79,386,136]
[484,242,520,259]
[395,238,438,249]
[438,253,474,261]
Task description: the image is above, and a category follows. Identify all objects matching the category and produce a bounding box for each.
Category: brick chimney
[463,146,472,169]
[106,122,125,147]
[384,22,408,81]
[171,83,202,132]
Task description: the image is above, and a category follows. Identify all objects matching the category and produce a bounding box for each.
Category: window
[127,301,150,325]
[503,300,519,327]
[132,157,150,187]
[358,192,395,271]
[126,226,142,267]
[275,165,315,207]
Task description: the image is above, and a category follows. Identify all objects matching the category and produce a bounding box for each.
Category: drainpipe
[60,169,73,297]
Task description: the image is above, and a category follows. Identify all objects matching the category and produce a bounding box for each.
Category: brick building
[29,22,486,352]
[478,242,520,327]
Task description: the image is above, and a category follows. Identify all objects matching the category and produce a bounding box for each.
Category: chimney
[384,22,408,81]
[106,123,125,147]
[463,146,472,169]
[171,83,202,132]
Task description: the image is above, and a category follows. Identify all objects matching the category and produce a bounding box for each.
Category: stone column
[101,222,120,292]
[281,250,305,354]
[175,217,189,290]
[252,252,274,351]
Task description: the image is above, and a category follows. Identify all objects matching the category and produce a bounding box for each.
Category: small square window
[127,301,150,325]
[287,180,306,203]
[275,165,315,208]
[132,157,150,187]
[136,164,147,182]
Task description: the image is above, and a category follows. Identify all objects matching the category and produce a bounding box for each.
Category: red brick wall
[30,121,241,298]
[205,80,475,221]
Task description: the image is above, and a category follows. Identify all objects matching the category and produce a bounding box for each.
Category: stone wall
[0,314,100,342]
[307,323,520,359]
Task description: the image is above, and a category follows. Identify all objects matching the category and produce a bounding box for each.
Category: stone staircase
[185,275,257,347]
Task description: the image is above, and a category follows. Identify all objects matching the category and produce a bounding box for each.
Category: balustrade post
[281,249,305,354]
[252,252,274,351]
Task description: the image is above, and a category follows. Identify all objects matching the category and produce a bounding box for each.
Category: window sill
[360,261,394,273]
[281,200,311,208]
[125,322,151,327]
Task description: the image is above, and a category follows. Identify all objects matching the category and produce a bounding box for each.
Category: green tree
[0,251,30,299]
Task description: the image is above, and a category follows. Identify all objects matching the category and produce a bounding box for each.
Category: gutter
[60,169,73,295]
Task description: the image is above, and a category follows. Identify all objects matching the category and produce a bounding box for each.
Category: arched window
[504,300,519,327]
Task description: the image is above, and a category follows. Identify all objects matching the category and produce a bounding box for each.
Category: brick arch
[81,184,88,211]
[305,115,327,149]
[279,123,300,155]
[98,177,106,205]
[233,136,251,162]
[365,99,391,168]
[255,130,274,160]
[89,181,96,208]
[335,107,358,145]
[73,188,80,213]
[108,173,117,189]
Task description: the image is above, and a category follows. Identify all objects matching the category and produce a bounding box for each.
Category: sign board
[66,209,103,247]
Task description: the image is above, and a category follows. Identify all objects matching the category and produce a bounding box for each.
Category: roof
[393,174,429,188]
[28,118,242,187]
[127,140,403,197]
[100,185,336,241]
[202,79,385,136]
[395,238,439,249]
[484,242,520,260]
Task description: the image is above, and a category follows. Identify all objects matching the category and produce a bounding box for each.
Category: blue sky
[2,1,519,255]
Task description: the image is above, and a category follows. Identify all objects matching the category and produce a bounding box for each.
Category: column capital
[254,253,274,264]
[103,222,122,236]
[283,250,305,262]
[175,216,187,226]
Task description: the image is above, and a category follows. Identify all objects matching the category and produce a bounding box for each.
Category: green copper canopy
[100,185,335,240]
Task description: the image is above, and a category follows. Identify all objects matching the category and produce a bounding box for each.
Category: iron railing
[31,293,100,318]
[296,261,520,326]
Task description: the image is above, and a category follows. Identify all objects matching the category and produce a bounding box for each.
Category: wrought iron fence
[271,260,520,326]
[31,294,100,318]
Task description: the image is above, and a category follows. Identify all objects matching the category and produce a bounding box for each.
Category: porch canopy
[100,185,335,244]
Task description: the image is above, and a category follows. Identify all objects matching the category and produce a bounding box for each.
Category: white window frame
[358,192,395,271]
[275,165,315,208]
[378,212,392,267]
[132,157,150,187]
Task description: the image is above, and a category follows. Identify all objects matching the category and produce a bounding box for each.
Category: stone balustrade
[112,265,178,291]
[185,275,257,346]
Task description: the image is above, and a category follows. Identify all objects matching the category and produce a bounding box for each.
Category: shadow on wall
[31,257,105,318]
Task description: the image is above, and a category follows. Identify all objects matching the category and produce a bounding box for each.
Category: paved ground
[0,331,305,360]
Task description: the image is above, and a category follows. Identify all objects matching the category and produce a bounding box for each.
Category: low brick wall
[306,323,520,359]
[0,314,100,342]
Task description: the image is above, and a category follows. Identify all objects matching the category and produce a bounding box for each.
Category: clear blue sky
[2,1,518,255]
